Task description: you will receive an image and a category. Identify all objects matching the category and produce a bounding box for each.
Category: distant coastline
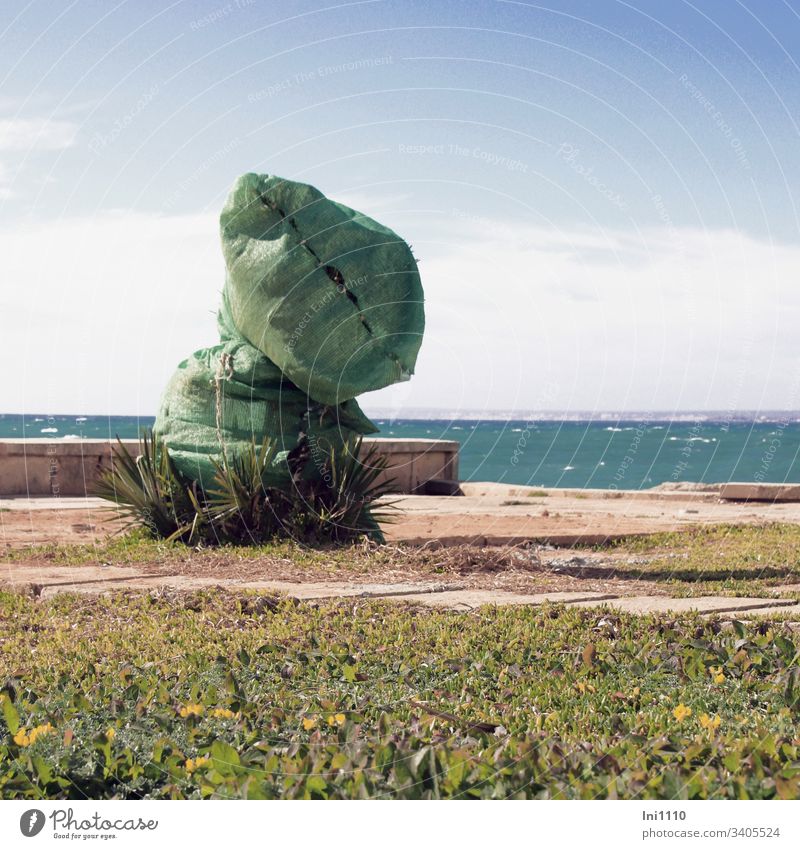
[3,410,800,423]
[364,409,800,424]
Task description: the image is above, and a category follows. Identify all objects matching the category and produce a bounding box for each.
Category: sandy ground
[2,486,798,551]
[388,489,800,545]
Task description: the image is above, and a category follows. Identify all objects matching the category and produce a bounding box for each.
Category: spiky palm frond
[93,432,200,541]
[94,431,398,547]
[279,438,397,544]
[205,437,283,544]
[321,438,398,542]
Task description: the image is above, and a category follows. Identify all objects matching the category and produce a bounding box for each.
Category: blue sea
[3,413,800,490]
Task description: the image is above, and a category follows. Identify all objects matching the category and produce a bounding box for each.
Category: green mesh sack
[155,173,425,487]
[219,173,424,404]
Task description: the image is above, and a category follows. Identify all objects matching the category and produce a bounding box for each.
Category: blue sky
[3,0,800,415]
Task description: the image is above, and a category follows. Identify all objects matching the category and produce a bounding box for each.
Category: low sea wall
[0,438,459,497]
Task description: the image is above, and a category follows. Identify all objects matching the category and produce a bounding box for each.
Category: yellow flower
[185,756,209,774]
[106,727,116,741]
[179,703,205,718]
[699,713,721,731]
[327,713,346,727]
[13,723,54,747]
[709,666,725,684]
[673,704,692,722]
[209,708,237,719]
[302,716,317,730]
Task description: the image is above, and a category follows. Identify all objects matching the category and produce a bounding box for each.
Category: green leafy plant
[93,430,395,546]
[3,592,800,799]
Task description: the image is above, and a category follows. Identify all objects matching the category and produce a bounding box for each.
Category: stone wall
[0,438,459,497]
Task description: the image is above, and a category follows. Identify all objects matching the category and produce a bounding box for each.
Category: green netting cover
[155,173,425,487]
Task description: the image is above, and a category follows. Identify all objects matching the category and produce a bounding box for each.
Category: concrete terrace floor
[4,483,800,549]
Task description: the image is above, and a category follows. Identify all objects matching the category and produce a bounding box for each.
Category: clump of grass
[604,523,800,580]
[93,430,395,546]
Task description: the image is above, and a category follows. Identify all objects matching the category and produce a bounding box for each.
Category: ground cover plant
[2,589,800,799]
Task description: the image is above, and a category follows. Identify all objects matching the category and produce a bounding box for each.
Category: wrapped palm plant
[94,430,396,546]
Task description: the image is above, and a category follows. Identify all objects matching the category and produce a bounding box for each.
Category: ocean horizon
[3,411,799,490]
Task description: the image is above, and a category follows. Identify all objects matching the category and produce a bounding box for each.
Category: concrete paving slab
[38,576,226,598]
[26,581,434,600]
[228,580,465,599]
[572,596,797,615]
[0,568,467,600]
[386,590,618,609]
[1,565,147,586]
[735,604,800,619]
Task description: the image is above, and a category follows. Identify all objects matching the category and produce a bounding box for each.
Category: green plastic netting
[155,173,425,487]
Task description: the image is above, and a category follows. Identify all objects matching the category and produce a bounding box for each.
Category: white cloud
[0,118,78,151]
[0,116,80,199]
[0,162,10,200]
[1,209,798,416]
[333,189,414,216]
[362,218,800,415]
[0,211,221,415]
